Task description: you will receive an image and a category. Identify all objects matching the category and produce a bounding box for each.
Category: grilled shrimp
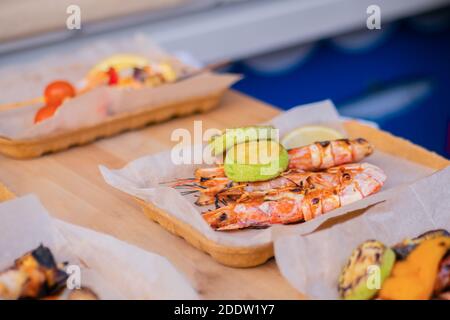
[202,162,386,230]
[192,138,373,176]
[288,138,373,171]
[174,161,381,206]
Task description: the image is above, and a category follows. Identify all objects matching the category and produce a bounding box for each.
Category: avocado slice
[224,140,288,182]
[210,126,277,156]
[338,240,396,300]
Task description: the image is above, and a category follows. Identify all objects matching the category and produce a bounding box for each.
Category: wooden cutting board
[0,91,303,299]
[1,90,447,299]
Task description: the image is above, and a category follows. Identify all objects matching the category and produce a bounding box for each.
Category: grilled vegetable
[434,253,450,295]
[379,237,450,300]
[0,245,67,299]
[338,240,395,300]
[392,229,450,260]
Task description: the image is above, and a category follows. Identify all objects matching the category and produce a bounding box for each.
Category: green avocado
[338,240,396,300]
[224,140,288,182]
[209,126,277,156]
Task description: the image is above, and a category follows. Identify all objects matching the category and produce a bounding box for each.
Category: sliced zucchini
[338,240,396,300]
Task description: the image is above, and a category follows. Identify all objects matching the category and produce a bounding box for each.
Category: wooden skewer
[0,96,45,112]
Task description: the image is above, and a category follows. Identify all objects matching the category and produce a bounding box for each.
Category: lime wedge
[281,125,344,149]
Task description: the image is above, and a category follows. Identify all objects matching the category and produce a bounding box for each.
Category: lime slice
[209,126,277,156]
[88,54,150,75]
[224,140,288,182]
[281,125,344,149]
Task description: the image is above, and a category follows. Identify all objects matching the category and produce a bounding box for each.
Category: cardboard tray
[135,121,450,268]
[0,91,224,159]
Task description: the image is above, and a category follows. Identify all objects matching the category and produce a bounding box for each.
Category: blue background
[230,9,450,158]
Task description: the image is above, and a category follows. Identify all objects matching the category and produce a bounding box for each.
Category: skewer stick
[0,96,44,112]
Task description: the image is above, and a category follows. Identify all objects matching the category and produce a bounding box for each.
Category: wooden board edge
[0,91,225,159]
[135,198,274,268]
[344,120,450,170]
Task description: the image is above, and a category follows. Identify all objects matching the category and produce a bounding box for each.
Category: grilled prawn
[288,138,373,171]
[173,159,381,206]
[202,162,386,230]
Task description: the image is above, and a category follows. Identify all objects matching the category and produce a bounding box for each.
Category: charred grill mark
[180,190,198,196]
[31,245,58,269]
[214,197,220,209]
[356,248,362,260]
[356,138,367,144]
[337,138,350,144]
[174,183,206,190]
[5,245,69,299]
[249,225,271,229]
[284,176,301,188]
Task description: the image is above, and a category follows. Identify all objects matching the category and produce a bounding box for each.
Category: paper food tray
[0,36,239,159]
[0,90,224,159]
[0,195,198,300]
[104,113,449,268]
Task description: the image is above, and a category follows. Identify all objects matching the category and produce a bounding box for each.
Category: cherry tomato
[34,104,58,124]
[44,80,76,108]
[107,67,119,86]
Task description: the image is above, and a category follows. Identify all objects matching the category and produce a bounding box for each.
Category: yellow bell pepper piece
[379,236,450,300]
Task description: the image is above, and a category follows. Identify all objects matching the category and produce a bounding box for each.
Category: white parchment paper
[0,35,240,139]
[273,166,450,299]
[99,100,434,248]
[0,194,198,300]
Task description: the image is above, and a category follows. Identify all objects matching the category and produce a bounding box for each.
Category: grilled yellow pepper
[379,236,450,300]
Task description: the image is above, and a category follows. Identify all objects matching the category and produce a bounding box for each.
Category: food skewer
[202,162,386,230]
[0,59,228,113]
[0,244,98,300]
[167,135,386,231]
